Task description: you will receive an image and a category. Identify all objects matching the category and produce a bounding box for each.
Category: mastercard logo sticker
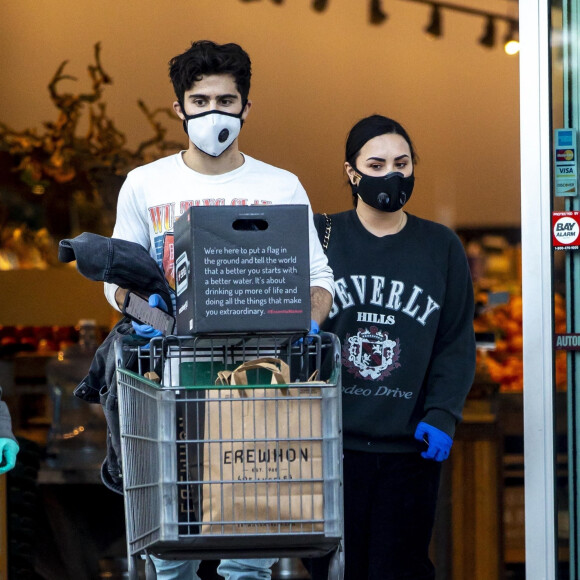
[557,149,575,161]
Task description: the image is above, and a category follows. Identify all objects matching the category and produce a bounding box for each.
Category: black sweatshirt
[316,210,476,453]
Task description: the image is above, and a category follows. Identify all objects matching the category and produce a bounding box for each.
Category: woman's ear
[344,162,360,186]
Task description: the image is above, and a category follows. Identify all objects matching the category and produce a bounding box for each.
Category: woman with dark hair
[311,115,476,579]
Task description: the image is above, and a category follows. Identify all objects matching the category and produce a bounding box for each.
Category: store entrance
[520,1,580,579]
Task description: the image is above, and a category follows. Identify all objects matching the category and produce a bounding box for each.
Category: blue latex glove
[131,294,169,339]
[414,421,453,462]
[293,320,320,346]
[0,438,19,474]
[309,320,320,336]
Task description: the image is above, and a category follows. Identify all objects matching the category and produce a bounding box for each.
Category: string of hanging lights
[402,0,519,54]
[240,0,519,55]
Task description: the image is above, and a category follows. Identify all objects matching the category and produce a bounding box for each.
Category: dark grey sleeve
[0,388,17,441]
[422,235,476,438]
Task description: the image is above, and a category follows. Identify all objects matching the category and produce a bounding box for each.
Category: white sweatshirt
[104,152,334,310]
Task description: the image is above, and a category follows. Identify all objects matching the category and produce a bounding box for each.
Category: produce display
[474,291,567,392]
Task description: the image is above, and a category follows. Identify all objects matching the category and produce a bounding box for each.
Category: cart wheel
[328,546,344,580]
[127,554,140,580]
[144,552,158,580]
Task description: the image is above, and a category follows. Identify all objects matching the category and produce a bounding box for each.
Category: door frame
[520,1,558,578]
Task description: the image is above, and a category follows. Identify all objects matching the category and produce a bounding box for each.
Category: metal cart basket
[115,331,343,579]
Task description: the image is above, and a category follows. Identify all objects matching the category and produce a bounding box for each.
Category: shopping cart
[114,331,344,579]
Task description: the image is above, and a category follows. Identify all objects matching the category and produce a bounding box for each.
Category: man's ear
[173,101,185,121]
[241,100,252,122]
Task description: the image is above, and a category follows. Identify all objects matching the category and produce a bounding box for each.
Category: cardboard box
[174,205,311,334]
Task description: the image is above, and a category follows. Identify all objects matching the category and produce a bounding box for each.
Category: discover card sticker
[553,211,580,250]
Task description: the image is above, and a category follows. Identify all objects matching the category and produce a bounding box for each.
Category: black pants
[309,450,441,580]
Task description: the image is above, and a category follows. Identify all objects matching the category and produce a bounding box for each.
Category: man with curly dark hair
[104,40,334,580]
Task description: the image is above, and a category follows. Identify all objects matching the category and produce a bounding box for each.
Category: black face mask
[352,170,415,212]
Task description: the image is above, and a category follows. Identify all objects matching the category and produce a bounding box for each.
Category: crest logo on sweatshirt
[343,326,401,380]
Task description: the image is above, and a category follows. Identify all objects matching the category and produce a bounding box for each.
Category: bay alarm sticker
[553,211,580,250]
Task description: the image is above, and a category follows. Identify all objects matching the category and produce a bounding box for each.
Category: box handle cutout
[232,218,269,231]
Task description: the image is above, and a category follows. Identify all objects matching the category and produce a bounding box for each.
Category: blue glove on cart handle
[309,320,320,336]
[414,421,453,462]
[292,320,319,346]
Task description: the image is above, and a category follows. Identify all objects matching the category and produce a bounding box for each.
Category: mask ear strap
[177,100,190,135]
[239,99,249,127]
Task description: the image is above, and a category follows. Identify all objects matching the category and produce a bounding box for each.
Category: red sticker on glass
[553,211,580,249]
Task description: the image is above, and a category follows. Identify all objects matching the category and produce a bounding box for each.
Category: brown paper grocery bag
[201,358,324,535]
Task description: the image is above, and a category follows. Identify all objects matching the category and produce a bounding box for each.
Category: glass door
[522,0,580,578]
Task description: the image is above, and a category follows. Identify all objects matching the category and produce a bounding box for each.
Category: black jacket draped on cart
[58,232,173,493]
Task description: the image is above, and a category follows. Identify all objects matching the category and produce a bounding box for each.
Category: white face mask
[182,109,242,157]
